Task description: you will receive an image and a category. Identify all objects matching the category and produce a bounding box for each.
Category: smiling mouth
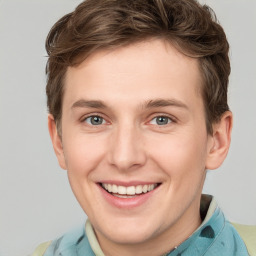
[100,183,160,198]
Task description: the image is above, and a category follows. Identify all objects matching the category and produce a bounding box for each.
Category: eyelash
[82,114,107,126]
[148,115,174,126]
[81,114,175,127]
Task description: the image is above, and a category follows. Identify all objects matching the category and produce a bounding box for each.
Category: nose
[108,123,146,172]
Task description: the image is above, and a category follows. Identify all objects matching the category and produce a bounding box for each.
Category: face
[49,39,229,253]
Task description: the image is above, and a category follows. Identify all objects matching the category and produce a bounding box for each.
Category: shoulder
[31,241,52,256]
[231,223,256,256]
[31,225,95,256]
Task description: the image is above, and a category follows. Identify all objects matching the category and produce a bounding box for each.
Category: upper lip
[98,181,161,186]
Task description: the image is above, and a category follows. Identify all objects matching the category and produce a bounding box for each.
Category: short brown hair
[46,0,230,134]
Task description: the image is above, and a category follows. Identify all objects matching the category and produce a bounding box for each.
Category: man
[33,0,255,255]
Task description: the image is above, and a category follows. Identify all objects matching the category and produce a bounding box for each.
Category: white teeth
[101,183,158,196]
[107,184,112,193]
[142,185,148,193]
[118,186,126,195]
[114,194,135,198]
[112,184,118,193]
[135,185,142,194]
[126,186,136,195]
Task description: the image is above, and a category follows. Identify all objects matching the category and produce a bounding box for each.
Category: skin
[48,39,232,256]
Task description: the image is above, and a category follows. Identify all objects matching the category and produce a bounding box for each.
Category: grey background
[0,0,255,255]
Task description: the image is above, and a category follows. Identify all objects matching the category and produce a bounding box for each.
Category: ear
[206,111,233,170]
[48,114,67,170]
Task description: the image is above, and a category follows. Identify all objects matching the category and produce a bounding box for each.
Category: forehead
[63,39,203,109]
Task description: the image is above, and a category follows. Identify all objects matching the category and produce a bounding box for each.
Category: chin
[95,216,163,245]
[106,229,155,245]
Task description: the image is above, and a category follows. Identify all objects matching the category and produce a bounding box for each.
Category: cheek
[147,131,208,181]
[62,134,107,176]
[63,134,108,214]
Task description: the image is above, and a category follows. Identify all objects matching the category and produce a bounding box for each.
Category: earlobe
[206,111,233,170]
[48,114,67,170]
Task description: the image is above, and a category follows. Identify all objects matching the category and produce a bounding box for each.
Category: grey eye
[85,116,106,125]
[150,116,171,125]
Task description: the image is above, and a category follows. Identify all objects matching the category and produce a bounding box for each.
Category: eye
[150,116,172,125]
[84,115,106,125]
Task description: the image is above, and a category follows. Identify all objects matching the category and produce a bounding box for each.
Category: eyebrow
[144,99,188,109]
[72,100,107,109]
[71,98,188,110]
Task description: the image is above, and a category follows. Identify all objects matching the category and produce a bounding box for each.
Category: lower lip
[98,184,159,209]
